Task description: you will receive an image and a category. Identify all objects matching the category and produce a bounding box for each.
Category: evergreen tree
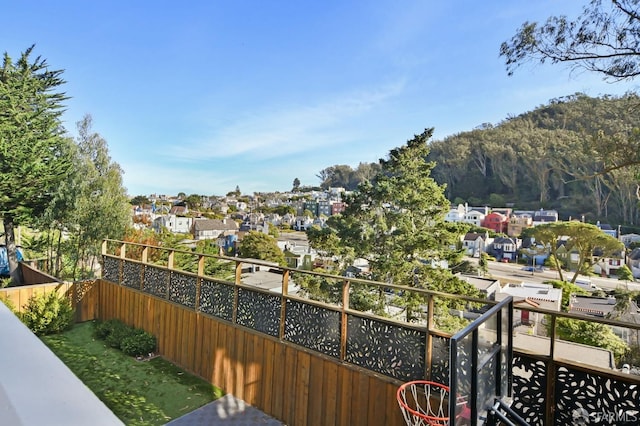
[0,46,72,283]
[308,129,477,323]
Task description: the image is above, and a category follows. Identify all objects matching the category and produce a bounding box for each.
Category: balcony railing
[101,239,640,425]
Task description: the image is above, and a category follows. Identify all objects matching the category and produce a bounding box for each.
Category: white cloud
[168,81,405,162]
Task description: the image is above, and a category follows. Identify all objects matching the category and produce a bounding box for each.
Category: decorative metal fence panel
[198,279,234,321]
[122,261,142,289]
[430,335,450,385]
[168,272,197,308]
[554,365,639,426]
[236,287,281,337]
[284,299,341,358]
[103,257,120,283]
[143,266,169,298]
[512,354,546,426]
[345,313,426,382]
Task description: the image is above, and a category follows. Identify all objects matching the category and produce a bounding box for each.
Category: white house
[153,214,193,234]
[495,282,562,335]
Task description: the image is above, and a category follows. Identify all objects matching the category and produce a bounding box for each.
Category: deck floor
[166,394,284,425]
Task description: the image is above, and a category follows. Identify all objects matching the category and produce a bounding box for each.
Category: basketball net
[397,380,450,426]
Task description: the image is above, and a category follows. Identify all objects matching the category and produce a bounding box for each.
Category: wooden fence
[0,281,99,323]
[97,279,405,426]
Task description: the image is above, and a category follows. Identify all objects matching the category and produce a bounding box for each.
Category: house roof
[463,232,485,241]
[193,219,239,232]
[567,295,635,318]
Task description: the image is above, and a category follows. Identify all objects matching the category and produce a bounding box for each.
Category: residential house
[569,294,640,345]
[596,221,618,238]
[463,210,485,227]
[481,211,509,234]
[593,247,625,277]
[490,237,519,262]
[331,202,346,216]
[621,233,640,247]
[445,204,466,223]
[152,214,193,234]
[294,216,313,231]
[458,275,500,298]
[192,218,239,240]
[507,214,533,238]
[461,232,491,257]
[495,282,562,335]
[318,200,331,217]
[532,209,558,225]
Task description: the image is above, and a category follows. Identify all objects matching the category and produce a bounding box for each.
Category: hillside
[427,93,640,228]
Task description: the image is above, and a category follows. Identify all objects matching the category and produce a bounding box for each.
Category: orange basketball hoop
[396,380,450,426]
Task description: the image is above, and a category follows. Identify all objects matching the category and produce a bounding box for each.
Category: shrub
[20,291,74,336]
[104,321,134,350]
[94,319,157,356]
[121,329,157,357]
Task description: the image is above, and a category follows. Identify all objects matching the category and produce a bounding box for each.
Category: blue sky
[4,1,639,197]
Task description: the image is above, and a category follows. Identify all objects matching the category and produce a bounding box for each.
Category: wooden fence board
[294,351,311,426]
[261,338,275,415]
[270,341,285,419]
[323,360,338,426]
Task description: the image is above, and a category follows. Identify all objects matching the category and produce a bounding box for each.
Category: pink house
[481,212,508,234]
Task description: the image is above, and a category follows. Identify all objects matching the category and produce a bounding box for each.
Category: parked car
[521,266,545,272]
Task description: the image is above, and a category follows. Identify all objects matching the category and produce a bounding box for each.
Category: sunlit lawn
[42,321,223,426]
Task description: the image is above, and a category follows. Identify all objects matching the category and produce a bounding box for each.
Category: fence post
[425,294,434,380]
[340,279,350,361]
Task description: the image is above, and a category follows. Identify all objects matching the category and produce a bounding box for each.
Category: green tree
[550,317,628,361]
[501,0,640,80]
[532,221,623,283]
[238,231,286,266]
[130,195,150,206]
[617,264,634,282]
[185,194,203,210]
[69,115,131,279]
[0,46,72,283]
[478,252,489,277]
[310,129,477,323]
[292,178,301,192]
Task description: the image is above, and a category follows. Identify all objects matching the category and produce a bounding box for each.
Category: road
[487,260,640,292]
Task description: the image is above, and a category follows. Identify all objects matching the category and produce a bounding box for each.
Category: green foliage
[95,319,157,356]
[616,264,634,281]
[428,93,640,224]
[20,291,74,336]
[478,253,489,276]
[238,231,286,266]
[121,330,157,357]
[0,46,73,283]
[548,280,589,310]
[308,129,472,321]
[501,0,640,80]
[550,317,628,361]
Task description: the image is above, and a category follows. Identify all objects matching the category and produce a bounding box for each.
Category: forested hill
[426,93,640,227]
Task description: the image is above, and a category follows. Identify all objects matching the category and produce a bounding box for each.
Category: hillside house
[507,214,532,237]
[152,214,193,234]
[481,212,509,234]
[192,218,239,240]
[461,232,491,257]
[532,209,558,225]
[490,237,519,262]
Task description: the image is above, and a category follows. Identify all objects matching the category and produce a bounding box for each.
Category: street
[487,260,640,292]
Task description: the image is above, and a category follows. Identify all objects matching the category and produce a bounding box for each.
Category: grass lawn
[41,321,223,425]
